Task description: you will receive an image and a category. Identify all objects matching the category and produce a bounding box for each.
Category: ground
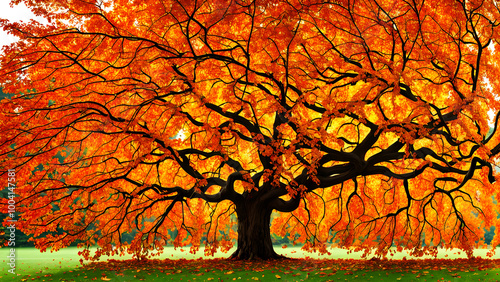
[1,246,500,281]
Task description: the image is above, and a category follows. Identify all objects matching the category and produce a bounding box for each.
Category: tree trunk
[230,201,282,260]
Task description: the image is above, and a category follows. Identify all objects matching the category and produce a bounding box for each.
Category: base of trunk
[229,245,285,260]
[230,202,285,260]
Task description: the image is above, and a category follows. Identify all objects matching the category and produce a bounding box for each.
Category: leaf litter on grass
[76,256,500,281]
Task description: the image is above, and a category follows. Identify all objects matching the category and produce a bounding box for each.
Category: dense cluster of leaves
[2,0,500,259]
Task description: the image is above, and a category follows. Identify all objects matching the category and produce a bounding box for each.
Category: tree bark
[230,200,282,260]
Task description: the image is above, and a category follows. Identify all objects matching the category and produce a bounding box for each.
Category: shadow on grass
[11,257,497,282]
[2,247,500,281]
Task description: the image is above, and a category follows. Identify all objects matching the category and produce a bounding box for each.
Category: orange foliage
[1,0,500,259]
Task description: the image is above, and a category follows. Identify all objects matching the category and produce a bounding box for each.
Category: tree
[1,0,500,260]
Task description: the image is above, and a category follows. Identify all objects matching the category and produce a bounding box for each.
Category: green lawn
[0,246,499,281]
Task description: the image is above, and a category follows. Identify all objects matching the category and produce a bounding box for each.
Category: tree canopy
[1,0,500,260]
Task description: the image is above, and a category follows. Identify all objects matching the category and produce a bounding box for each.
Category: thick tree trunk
[230,201,282,260]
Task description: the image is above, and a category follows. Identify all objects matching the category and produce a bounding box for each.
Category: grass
[0,246,499,281]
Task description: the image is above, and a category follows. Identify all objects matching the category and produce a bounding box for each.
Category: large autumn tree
[1,0,500,260]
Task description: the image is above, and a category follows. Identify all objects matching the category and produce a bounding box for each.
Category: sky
[0,1,47,50]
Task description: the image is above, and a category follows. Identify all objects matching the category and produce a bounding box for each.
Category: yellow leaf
[225,271,234,275]
[101,277,111,281]
[275,274,281,279]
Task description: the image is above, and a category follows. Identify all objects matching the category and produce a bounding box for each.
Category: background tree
[1,0,500,260]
